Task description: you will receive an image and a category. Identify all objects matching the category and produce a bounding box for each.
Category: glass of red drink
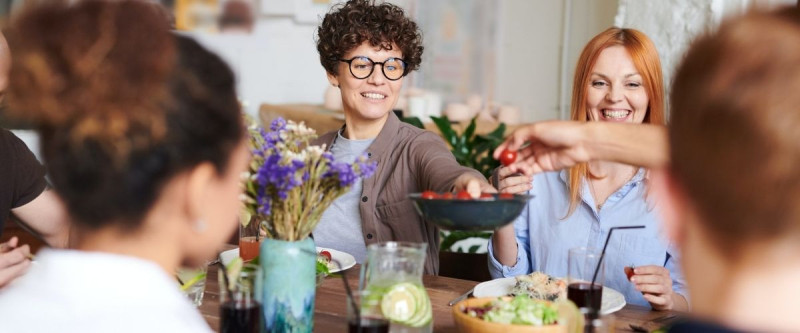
[219,264,263,333]
[567,247,604,313]
[347,290,389,333]
[239,218,264,261]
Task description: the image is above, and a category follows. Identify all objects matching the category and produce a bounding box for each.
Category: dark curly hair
[5,0,243,230]
[316,0,423,76]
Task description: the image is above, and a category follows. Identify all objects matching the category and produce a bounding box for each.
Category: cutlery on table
[448,287,474,306]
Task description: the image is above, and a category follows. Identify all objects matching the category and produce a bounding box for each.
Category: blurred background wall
[1,0,796,158]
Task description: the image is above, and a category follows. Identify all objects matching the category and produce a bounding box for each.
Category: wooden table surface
[199,259,680,332]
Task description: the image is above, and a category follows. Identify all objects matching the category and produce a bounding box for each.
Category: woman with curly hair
[0,1,248,331]
[312,0,493,274]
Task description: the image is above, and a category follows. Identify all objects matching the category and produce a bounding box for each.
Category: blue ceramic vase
[260,237,316,332]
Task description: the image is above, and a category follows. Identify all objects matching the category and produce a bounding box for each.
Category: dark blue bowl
[409,193,533,231]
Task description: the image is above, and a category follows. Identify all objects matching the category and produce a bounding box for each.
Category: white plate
[473,277,626,315]
[219,247,356,273]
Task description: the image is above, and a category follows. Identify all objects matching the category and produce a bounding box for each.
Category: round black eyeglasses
[339,56,408,81]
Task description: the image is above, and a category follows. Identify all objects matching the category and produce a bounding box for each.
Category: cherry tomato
[499,149,518,166]
[480,193,494,199]
[319,250,332,262]
[624,266,635,281]
[440,192,454,199]
[498,193,514,199]
[456,190,472,200]
[421,191,438,199]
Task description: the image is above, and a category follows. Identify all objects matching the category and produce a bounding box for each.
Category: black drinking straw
[299,249,361,331]
[587,225,645,316]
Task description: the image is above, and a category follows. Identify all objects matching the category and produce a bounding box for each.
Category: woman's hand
[494,166,533,194]
[0,237,32,288]
[629,265,687,311]
[453,172,496,198]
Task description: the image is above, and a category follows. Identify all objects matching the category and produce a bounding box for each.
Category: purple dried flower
[270,118,287,131]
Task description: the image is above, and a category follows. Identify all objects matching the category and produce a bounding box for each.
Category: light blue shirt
[487,169,689,308]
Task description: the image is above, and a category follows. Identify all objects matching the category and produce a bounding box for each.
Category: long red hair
[565,27,665,217]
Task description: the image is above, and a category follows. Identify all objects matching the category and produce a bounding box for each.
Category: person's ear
[651,167,689,246]
[184,162,216,233]
[326,71,339,88]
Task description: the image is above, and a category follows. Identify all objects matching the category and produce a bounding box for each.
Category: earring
[193,219,206,232]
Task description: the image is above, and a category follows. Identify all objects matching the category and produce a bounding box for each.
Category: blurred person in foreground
[312,0,493,273]
[0,1,248,331]
[496,7,800,332]
[0,31,68,288]
[489,27,688,311]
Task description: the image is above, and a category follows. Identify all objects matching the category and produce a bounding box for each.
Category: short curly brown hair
[316,0,423,76]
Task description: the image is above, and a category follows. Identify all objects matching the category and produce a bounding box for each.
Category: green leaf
[467,245,481,253]
[486,123,507,140]
[439,230,492,251]
[401,116,425,129]
[431,116,459,148]
[316,259,330,275]
[463,117,477,144]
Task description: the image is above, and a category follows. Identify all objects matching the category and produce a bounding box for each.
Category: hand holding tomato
[498,149,518,166]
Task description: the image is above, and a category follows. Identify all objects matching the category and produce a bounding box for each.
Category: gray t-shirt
[313,130,374,263]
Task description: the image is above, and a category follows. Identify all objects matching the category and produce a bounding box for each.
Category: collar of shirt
[558,168,647,214]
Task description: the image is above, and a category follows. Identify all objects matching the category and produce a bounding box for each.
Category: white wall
[615,0,796,113]
[187,18,329,117]
[494,0,619,123]
[172,0,798,123]
[188,0,622,122]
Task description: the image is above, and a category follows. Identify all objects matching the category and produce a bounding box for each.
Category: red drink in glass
[239,236,261,261]
[567,282,602,310]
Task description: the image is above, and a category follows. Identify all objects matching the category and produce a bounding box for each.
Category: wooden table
[199,260,680,332]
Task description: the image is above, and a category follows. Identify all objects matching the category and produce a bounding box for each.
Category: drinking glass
[567,247,604,313]
[239,218,263,261]
[177,263,208,307]
[580,308,616,333]
[219,264,263,333]
[347,290,390,333]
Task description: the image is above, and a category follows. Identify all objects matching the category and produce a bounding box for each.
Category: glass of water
[177,263,209,306]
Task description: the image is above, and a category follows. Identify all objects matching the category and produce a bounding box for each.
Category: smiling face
[327,42,404,125]
[585,45,649,124]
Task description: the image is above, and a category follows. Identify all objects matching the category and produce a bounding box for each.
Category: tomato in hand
[456,190,472,200]
[421,191,438,199]
[499,149,518,166]
[624,266,635,281]
[498,193,514,199]
[480,193,494,199]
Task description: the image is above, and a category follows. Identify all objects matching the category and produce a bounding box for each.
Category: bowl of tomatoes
[409,191,533,231]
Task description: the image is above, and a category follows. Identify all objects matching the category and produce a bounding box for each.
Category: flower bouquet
[241,116,375,332]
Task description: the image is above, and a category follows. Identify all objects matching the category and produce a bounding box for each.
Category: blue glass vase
[260,237,316,332]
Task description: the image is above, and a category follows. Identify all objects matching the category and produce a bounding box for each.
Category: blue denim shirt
[487,169,689,308]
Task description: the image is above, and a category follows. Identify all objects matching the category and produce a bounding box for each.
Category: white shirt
[0,249,213,333]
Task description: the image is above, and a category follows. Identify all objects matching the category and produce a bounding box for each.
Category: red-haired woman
[488,28,688,311]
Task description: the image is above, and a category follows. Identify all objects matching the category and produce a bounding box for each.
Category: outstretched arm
[493,121,669,174]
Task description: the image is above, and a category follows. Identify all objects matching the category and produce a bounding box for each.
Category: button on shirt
[487,169,689,308]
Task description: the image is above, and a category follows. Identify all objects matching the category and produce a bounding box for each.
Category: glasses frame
[339,56,408,81]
